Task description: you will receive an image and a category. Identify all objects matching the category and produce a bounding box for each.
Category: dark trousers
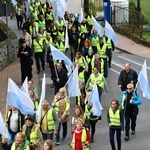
[92,46,97,54]
[125,114,137,137]
[42,132,54,141]
[89,120,97,139]
[21,63,32,83]
[16,14,23,29]
[34,52,45,72]
[102,58,108,78]
[107,51,112,66]
[97,85,102,102]
[109,127,121,150]
[56,122,67,142]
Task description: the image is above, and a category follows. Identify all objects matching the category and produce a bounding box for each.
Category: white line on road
[111,61,124,69]
[109,68,120,74]
[118,55,150,70]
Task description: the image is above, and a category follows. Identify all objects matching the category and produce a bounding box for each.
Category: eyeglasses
[127,88,132,90]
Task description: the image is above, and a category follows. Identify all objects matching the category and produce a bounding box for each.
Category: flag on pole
[105,20,118,45]
[7,78,35,115]
[56,0,67,11]
[55,6,66,26]
[36,74,46,121]
[49,0,57,2]
[66,66,81,98]
[50,44,73,66]
[138,60,150,99]
[0,112,11,141]
[92,16,102,36]
[21,77,28,95]
[78,7,84,23]
[89,83,103,116]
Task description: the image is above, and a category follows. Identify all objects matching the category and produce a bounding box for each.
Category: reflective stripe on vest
[89,73,104,88]
[97,43,107,58]
[109,108,121,126]
[55,41,65,53]
[33,39,43,53]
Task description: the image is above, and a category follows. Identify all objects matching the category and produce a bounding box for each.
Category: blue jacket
[119,90,142,116]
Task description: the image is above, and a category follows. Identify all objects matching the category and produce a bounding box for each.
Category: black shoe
[131,130,135,135]
[37,71,40,74]
[42,66,45,71]
[124,136,129,141]
[109,65,111,68]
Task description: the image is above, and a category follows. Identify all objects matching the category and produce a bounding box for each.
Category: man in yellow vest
[39,100,59,141]
[86,67,108,101]
[107,99,124,150]
[103,34,115,68]
[32,34,45,74]
[96,37,108,78]
[22,115,42,150]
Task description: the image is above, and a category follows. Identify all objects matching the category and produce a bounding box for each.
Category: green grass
[129,0,150,24]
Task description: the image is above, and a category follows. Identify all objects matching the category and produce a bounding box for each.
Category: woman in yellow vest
[71,106,90,130]
[69,118,91,150]
[29,89,39,111]
[107,99,124,150]
[22,115,42,150]
[52,87,70,145]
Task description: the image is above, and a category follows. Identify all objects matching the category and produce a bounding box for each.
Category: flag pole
[3,105,8,139]
[53,60,58,79]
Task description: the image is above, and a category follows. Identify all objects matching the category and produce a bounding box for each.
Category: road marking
[118,55,150,70]
[40,77,53,85]
[109,68,120,74]
[112,61,124,69]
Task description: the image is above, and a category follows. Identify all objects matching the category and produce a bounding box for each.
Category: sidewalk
[0,17,150,117]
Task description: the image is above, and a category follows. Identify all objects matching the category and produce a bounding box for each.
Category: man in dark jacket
[118,63,138,91]
[51,62,68,95]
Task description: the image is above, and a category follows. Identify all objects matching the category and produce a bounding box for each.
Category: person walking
[118,63,138,91]
[107,99,124,150]
[39,100,59,141]
[52,87,70,145]
[43,139,54,150]
[51,62,68,95]
[22,115,42,150]
[17,39,33,83]
[119,83,142,141]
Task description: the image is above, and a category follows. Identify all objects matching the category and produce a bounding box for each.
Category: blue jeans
[9,130,18,143]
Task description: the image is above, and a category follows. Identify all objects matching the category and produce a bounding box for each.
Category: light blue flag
[92,16,102,36]
[78,7,84,23]
[55,6,66,26]
[11,0,17,5]
[105,20,118,45]
[89,83,103,116]
[21,77,28,95]
[138,60,150,99]
[26,2,30,17]
[56,0,67,11]
[36,74,46,121]
[7,78,35,115]
[0,112,11,141]
[66,66,81,98]
[50,44,73,66]
[49,0,57,2]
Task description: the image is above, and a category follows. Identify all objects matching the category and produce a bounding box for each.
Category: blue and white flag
[26,1,30,17]
[7,78,35,115]
[49,0,57,2]
[65,24,69,49]
[92,16,102,36]
[21,77,28,95]
[66,66,81,98]
[56,0,67,11]
[89,83,103,116]
[50,44,73,66]
[78,7,84,23]
[36,74,46,121]
[55,5,66,26]
[105,20,118,45]
[138,60,150,99]
[0,112,11,141]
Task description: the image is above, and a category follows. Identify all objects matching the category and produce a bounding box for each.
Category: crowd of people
[0,0,143,150]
